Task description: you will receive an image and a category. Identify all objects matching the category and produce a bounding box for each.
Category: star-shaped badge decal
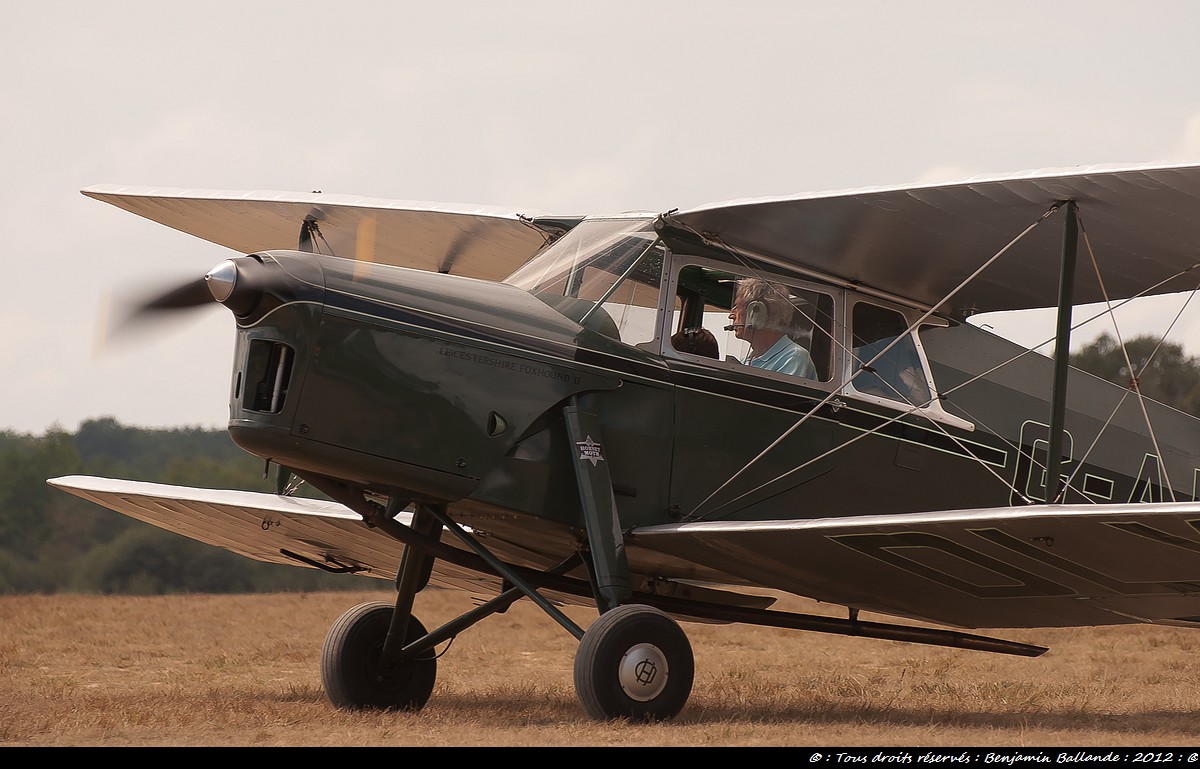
[576,435,605,467]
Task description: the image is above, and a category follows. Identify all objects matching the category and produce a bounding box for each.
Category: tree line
[0,417,383,595]
[3,334,1199,595]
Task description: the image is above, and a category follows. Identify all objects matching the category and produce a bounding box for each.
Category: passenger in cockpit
[671,327,720,359]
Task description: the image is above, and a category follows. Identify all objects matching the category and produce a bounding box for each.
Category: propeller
[437,225,477,275]
[97,261,239,351]
[96,203,390,351]
[130,276,214,314]
[98,277,204,349]
[93,209,338,353]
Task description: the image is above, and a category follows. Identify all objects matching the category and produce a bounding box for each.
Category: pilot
[728,278,817,378]
[671,327,720,359]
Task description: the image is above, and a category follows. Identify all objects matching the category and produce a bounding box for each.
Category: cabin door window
[848,302,932,406]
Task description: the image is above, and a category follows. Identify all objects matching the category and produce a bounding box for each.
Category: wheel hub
[618,642,669,701]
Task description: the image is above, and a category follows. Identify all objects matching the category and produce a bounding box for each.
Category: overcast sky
[6,1,1200,435]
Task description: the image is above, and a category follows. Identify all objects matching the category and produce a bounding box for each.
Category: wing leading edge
[630,500,1200,630]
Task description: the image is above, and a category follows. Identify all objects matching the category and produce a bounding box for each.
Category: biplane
[49,162,1200,721]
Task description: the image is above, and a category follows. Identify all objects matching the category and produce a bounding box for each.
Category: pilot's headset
[744,299,768,330]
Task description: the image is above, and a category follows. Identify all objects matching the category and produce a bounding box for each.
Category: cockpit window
[505,218,664,345]
[669,264,836,383]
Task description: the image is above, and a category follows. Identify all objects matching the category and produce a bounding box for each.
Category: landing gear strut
[564,402,695,720]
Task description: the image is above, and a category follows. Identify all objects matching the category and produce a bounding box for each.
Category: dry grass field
[3,589,1200,747]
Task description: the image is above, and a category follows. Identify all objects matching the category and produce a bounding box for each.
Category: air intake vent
[244,340,294,413]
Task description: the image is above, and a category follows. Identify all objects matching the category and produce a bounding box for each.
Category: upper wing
[82,185,581,281]
[629,500,1200,630]
[48,475,508,597]
[665,162,1200,316]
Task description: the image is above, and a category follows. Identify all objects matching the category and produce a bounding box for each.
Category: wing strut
[1047,201,1079,503]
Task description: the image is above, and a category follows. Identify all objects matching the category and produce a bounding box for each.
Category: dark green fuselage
[224,251,1200,560]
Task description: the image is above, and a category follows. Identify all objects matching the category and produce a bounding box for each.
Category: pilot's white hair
[735,278,795,331]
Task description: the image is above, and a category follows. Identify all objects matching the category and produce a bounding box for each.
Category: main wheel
[573,604,694,721]
[320,601,437,711]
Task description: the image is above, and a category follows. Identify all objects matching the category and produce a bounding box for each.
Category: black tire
[573,604,694,721]
[320,601,437,711]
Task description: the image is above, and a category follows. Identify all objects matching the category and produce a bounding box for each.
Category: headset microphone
[726,300,766,332]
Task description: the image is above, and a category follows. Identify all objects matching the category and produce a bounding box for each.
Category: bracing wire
[685,203,1062,520]
[1060,217,1200,502]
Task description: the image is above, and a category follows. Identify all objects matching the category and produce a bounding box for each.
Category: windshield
[505,217,665,344]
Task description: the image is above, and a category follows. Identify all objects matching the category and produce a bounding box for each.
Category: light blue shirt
[748,336,817,379]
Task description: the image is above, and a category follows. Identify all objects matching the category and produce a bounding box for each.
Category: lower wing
[54,475,1200,632]
[630,502,1200,630]
[48,475,503,597]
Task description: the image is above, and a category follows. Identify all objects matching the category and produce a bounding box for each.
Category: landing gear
[573,604,694,721]
[321,601,437,711]
[310,435,699,721]
[564,403,694,720]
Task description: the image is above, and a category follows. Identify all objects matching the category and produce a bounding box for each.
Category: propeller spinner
[103,256,272,346]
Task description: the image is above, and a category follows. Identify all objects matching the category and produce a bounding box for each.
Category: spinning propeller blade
[133,277,214,313]
[98,273,220,350]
